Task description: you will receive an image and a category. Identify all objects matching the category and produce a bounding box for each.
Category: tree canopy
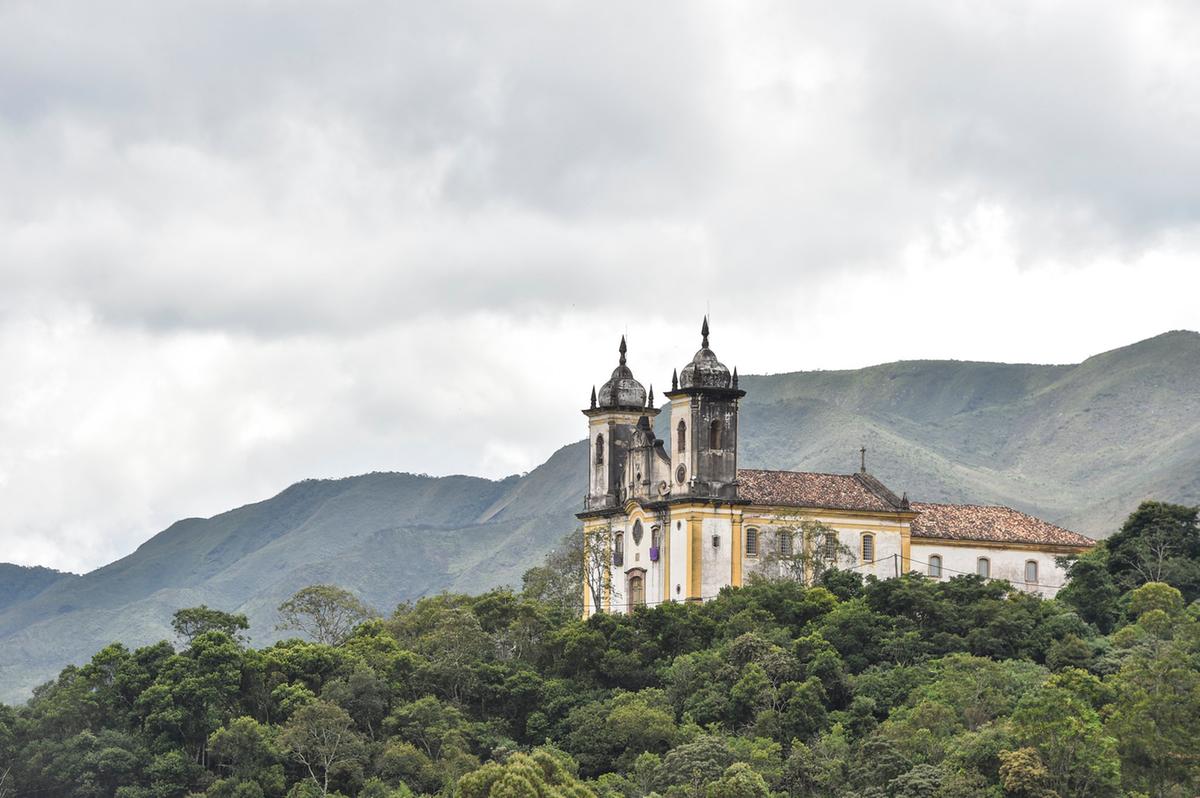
[1,501,1198,797]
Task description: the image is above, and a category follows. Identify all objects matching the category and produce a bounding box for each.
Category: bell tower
[664,318,745,500]
[583,337,660,511]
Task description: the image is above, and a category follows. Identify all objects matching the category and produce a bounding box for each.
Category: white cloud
[1,0,1198,570]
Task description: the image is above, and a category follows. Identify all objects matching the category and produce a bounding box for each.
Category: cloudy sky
[2,1,1198,572]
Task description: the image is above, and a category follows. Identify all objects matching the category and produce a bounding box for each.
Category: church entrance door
[627,573,645,610]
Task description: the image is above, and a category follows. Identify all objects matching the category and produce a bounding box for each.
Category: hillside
[0,443,586,703]
[733,330,1200,535]
[0,564,77,612]
[1,330,1198,701]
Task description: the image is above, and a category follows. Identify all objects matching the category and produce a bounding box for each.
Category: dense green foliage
[2,501,1199,798]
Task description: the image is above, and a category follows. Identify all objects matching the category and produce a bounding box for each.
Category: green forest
[1,501,1198,798]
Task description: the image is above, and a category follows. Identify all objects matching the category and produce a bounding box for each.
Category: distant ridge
[0,564,78,613]
[1,330,1198,701]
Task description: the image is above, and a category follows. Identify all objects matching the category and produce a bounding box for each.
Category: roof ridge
[911,502,1094,546]
[737,467,859,479]
[851,471,905,510]
[914,500,1058,516]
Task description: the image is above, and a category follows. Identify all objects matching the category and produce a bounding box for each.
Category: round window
[676,465,687,484]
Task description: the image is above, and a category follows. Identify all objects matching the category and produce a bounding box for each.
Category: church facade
[577,320,1095,616]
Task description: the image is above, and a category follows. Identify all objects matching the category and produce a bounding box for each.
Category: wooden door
[628,574,645,610]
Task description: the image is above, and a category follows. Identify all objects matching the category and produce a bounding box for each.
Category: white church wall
[587,511,1081,618]
[740,513,907,582]
[604,522,626,613]
[702,516,733,599]
[909,542,1070,596]
[838,522,903,581]
[670,517,687,603]
[644,521,663,607]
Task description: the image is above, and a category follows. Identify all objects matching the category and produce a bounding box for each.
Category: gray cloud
[1,1,1199,570]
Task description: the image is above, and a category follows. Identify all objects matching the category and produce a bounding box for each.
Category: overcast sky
[2,1,1198,572]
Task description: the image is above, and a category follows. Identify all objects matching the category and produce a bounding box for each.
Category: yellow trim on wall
[687,515,702,600]
[731,514,743,587]
[662,518,671,603]
[581,526,591,619]
[901,525,912,573]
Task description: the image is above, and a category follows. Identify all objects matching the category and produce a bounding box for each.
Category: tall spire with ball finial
[666,314,745,503]
[582,331,657,516]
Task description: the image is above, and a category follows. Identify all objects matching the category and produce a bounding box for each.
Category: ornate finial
[619,335,627,365]
[590,385,597,409]
[701,316,709,348]
[647,385,654,407]
[860,446,867,473]
[732,366,738,389]
[900,491,911,510]
[671,368,678,391]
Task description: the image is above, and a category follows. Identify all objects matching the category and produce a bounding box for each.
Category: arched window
[1025,560,1038,584]
[595,434,604,465]
[709,419,723,449]
[677,420,687,453]
[628,574,645,610]
[976,557,990,578]
[823,531,838,561]
[650,525,661,549]
[928,554,942,578]
[745,527,759,557]
[861,533,875,563]
[613,531,624,566]
[779,530,794,557]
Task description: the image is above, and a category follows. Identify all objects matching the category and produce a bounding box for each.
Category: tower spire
[590,385,597,409]
[647,384,654,407]
[619,335,627,365]
[860,446,867,473]
[671,368,678,391]
[701,316,710,348]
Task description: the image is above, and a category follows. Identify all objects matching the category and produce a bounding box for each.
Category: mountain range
[1,330,1198,702]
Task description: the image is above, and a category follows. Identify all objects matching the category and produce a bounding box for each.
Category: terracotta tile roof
[910,502,1095,548]
[737,469,905,512]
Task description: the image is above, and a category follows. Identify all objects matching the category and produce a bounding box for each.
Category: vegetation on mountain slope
[1,330,1199,701]
[1,501,1198,798]
[0,564,77,612]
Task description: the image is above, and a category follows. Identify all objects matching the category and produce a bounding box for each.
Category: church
[577,319,1095,616]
